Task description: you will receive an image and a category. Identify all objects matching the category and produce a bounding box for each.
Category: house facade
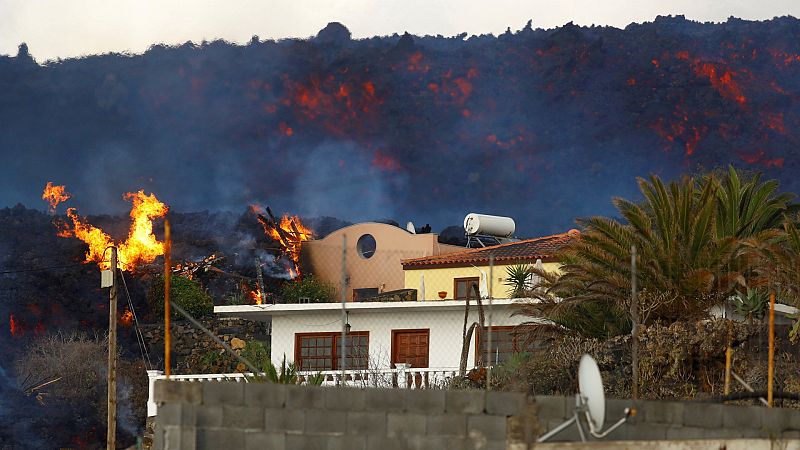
[300,222,464,302]
[401,230,579,300]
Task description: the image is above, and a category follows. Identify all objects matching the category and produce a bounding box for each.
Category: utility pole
[630,245,639,400]
[107,247,118,450]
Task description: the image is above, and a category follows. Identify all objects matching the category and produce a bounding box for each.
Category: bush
[241,340,270,369]
[147,275,213,319]
[281,274,335,303]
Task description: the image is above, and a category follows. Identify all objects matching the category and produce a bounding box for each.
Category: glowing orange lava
[120,309,133,327]
[248,289,263,305]
[53,186,168,271]
[42,182,70,215]
[9,314,20,337]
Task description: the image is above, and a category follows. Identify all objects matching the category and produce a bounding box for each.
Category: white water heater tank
[463,213,515,237]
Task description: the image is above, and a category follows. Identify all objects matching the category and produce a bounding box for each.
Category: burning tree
[253,206,313,277]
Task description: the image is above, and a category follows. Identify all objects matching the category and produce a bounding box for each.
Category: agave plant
[504,264,533,298]
[264,354,298,384]
[732,288,769,322]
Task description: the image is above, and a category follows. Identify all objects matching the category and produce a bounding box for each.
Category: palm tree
[517,167,794,339]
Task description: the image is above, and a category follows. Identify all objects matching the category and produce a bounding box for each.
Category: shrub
[241,340,270,369]
[281,274,335,303]
[147,275,213,319]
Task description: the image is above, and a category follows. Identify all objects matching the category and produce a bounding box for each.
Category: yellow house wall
[403,262,561,300]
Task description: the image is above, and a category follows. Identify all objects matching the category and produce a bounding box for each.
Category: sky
[1,0,798,61]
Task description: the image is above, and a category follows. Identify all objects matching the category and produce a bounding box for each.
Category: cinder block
[542,418,585,442]
[723,404,764,430]
[641,400,684,425]
[222,405,264,430]
[364,388,405,412]
[157,403,196,426]
[196,428,244,449]
[782,430,800,439]
[535,396,566,421]
[387,412,427,437]
[285,434,327,450]
[366,435,407,450]
[244,431,285,450]
[153,423,165,450]
[264,407,304,433]
[195,406,222,427]
[325,435,368,450]
[683,402,723,428]
[625,423,668,440]
[245,382,286,408]
[447,390,485,415]
[466,414,507,441]
[404,435,466,450]
[485,391,526,417]
[406,389,446,414]
[163,425,196,450]
[346,411,386,436]
[202,381,244,405]
[304,409,347,435]
[606,398,633,422]
[762,406,795,433]
[426,414,467,437]
[666,426,706,440]
[326,387,367,411]
[155,380,202,404]
[286,384,325,409]
[465,438,505,450]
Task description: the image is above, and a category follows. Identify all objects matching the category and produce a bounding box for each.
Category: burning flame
[120,309,133,327]
[42,182,70,215]
[248,289,263,305]
[268,214,312,272]
[54,187,168,270]
[9,314,20,337]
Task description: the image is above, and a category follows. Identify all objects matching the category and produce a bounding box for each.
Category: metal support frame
[537,394,633,443]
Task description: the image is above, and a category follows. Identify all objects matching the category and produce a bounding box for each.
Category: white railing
[147,365,460,416]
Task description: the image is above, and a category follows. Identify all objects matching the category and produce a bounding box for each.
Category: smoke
[2,18,800,235]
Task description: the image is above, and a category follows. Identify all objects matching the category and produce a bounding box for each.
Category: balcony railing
[147,365,459,416]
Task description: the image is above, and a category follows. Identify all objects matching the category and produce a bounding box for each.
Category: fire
[254,206,312,277]
[9,314,20,337]
[120,309,133,327]
[54,186,168,271]
[42,182,70,215]
[248,289,263,305]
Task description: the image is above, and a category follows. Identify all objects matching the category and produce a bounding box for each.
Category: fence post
[340,234,347,385]
[146,370,164,417]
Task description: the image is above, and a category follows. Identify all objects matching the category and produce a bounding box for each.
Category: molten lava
[42,182,70,215]
[120,308,133,327]
[53,186,169,271]
[9,314,20,337]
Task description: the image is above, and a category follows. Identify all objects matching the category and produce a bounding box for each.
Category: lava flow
[42,182,71,215]
[48,184,169,271]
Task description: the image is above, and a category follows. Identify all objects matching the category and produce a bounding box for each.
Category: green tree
[147,275,214,319]
[281,274,335,303]
[517,167,795,338]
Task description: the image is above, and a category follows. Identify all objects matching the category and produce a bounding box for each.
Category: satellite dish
[406,221,416,234]
[538,354,634,443]
[578,354,605,431]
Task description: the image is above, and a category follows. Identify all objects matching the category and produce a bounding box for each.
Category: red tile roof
[402,229,579,269]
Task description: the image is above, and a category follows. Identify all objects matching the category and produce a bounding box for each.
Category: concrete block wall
[153,381,539,450]
[534,395,800,441]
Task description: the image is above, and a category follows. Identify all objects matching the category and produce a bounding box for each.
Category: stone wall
[152,381,539,450]
[536,395,800,441]
[142,317,270,374]
[153,381,800,449]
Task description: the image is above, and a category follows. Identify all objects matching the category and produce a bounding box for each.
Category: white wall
[270,305,528,370]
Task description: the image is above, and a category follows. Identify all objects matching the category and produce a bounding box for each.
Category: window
[475,326,541,365]
[295,332,369,371]
[356,234,376,259]
[454,277,480,300]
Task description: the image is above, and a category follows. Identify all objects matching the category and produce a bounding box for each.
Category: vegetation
[147,275,214,319]
[281,274,336,303]
[504,264,533,298]
[240,340,271,369]
[517,166,797,339]
[733,288,769,322]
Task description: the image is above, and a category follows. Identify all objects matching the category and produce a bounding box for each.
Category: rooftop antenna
[538,354,635,442]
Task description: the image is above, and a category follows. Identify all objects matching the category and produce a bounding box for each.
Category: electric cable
[119,268,153,370]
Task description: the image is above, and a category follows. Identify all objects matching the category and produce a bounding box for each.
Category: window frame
[474,326,522,366]
[294,331,370,371]
[454,277,480,300]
